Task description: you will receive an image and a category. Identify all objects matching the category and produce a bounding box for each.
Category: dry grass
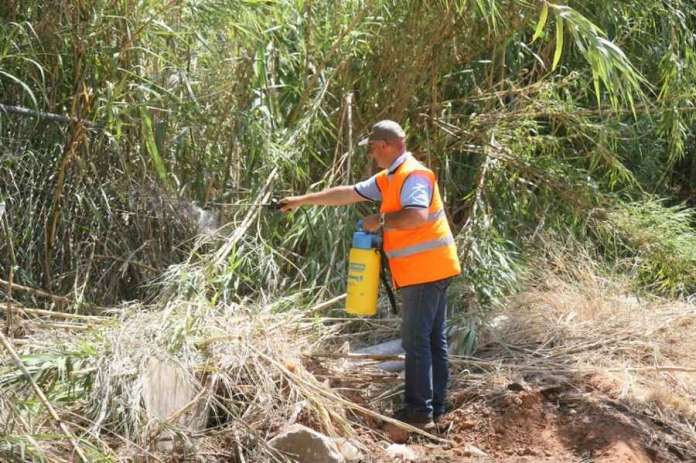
[0,295,357,462]
[0,288,439,462]
[3,243,696,461]
[488,247,696,377]
[444,245,696,457]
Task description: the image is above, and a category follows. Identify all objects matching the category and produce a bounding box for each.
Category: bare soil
[365,373,692,462]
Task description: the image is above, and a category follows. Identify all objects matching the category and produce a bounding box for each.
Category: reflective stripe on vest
[385,235,455,259]
[427,209,445,222]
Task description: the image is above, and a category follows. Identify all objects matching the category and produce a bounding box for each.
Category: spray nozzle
[264,198,283,211]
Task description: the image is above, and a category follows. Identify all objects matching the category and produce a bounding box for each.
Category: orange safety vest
[375,154,461,288]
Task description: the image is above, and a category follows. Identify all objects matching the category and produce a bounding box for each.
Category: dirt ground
[307,290,696,463]
[361,372,693,463]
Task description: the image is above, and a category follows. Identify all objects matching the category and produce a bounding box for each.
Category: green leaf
[552,16,564,71]
[0,70,38,109]
[532,2,548,42]
[140,108,169,188]
[593,70,601,107]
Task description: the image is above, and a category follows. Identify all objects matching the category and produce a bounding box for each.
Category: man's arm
[280,185,367,212]
[363,208,429,232]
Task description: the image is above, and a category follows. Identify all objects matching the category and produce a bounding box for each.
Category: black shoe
[394,408,435,430]
[433,402,452,423]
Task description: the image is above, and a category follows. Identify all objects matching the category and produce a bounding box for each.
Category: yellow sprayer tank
[346,223,381,316]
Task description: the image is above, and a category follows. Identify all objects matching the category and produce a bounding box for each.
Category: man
[280,120,461,428]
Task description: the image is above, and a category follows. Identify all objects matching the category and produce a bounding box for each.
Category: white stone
[333,438,363,462]
[268,424,344,463]
[385,443,419,461]
[464,444,488,457]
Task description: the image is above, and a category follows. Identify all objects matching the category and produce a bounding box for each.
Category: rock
[384,422,410,443]
[385,443,419,461]
[333,438,362,462]
[463,444,488,458]
[268,424,344,463]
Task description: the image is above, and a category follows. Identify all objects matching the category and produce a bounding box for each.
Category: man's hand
[363,213,381,232]
[279,196,304,213]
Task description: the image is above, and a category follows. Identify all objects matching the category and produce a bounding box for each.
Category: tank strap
[379,247,398,315]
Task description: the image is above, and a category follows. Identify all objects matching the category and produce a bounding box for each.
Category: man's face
[367,140,391,168]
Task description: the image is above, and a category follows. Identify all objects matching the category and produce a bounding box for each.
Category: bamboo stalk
[286,4,369,125]
[45,119,87,287]
[0,278,72,304]
[2,304,107,321]
[1,204,16,336]
[0,330,89,462]
[314,351,696,374]
[307,293,346,314]
[214,165,279,263]
[345,93,353,183]
[523,365,696,374]
[31,322,92,331]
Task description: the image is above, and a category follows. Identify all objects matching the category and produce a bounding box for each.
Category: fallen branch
[0,278,72,304]
[1,304,108,322]
[312,353,404,362]
[448,356,696,374]
[551,365,696,375]
[307,293,347,314]
[255,348,453,445]
[31,322,92,331]
[315,352,696,378]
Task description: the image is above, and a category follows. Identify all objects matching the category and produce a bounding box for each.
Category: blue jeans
[400,278,450,418]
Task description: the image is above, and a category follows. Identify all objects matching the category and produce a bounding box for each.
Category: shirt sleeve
[400,173,433,208]
[354,174,382,202]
